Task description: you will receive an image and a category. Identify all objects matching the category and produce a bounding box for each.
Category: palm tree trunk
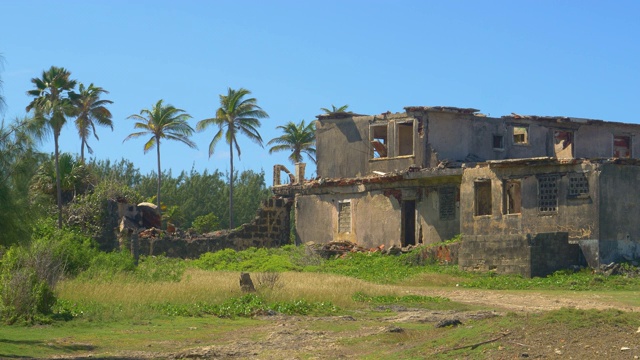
[156,137,162,219]
[80,138,86,164]
[229,140,234,229]
[54,133,63,229]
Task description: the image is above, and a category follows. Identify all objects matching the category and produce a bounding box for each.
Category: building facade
[274,106,640,276]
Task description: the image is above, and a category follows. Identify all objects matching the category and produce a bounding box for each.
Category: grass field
[2,246,640,359]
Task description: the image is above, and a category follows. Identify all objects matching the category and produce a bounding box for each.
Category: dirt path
[409,287,640,312]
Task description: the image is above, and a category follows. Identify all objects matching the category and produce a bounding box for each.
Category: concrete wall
[293,176,461,248]
[316,113,427,178]
[460,161,600,243]
[598,163,640,263]
[459,232,581,278]
[316,109,640,179]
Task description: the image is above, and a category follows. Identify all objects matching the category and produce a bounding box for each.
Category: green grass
[0,316,259,359]
[460,268,640,291]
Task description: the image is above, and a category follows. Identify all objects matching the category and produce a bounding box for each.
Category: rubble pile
[306,241,417,259]
[598,262,640,277]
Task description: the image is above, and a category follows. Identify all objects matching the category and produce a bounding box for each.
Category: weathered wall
[134,197,292,258]
[459,232,581,278]
[292,173,462,248]
[295,193,347,245]
[316,108,640,180]
[598,163,640,263]
[416,185,460,245]
[460,161,600,243]
[316,113,426,179]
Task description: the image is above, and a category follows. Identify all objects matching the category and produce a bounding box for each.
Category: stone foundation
[129,196,293,259]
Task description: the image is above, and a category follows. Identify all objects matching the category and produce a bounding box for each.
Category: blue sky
[1,1,639,185]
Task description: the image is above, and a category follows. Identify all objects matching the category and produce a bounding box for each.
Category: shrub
[191,213,220,233]
[0,240,62,324]
[77,250,137,282]
[135,255,186,282]
[192,247,302,272]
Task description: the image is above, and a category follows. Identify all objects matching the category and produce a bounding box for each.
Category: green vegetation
[196,87,269,228]
[124,99,197,213]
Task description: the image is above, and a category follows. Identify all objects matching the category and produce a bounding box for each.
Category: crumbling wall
[132,197,293,258]
[597,162,640,264]
[459,232,581,278]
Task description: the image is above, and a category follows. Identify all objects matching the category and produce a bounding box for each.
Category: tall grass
[55,269,408,321]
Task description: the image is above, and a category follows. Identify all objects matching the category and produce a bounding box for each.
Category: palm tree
[71,83,113,163]
[123,100,196,216]
[196,87,269,229]
[267,120,316,164]
[26,66,77,228]
[320,104,349,114]
[0,54,5,114]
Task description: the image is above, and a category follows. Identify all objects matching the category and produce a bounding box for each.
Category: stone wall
[459,232,582,278]
[131,197,293,259]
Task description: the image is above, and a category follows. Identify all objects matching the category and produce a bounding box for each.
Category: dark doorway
[402,200,416,246]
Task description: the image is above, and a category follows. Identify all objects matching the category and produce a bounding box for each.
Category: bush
[135,255,186,282]
[0,240,62,324]
[192,247,302,272]
[77,250,137,282]
[191,213,220,233]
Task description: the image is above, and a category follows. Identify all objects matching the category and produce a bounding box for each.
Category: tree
[0,54,5,114]
[320,104,349,114]
[196,87,269,229]
[0,117,44,245]
[26,66,77,229]
[71,83,113,163]
[123,99,196,216]
[267,120,316,164]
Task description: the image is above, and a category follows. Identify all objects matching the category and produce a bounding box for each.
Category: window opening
[338,201,351,233]
[503,180,521,214]
[474,180,492,216]
[554,130,574,158]
[397,121,414,156]
[613,135,631,158]
[493,134,504,150]
[402,200,416,246]
[513,126,529,145]
[439,187,456,220]
[538,175,558,213]
[568,173,589,198]
[371,124,388,158]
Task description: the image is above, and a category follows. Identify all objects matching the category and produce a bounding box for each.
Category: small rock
[621,347,631,351]
[387,326,404,333]
[521,353,529,358]
[435,319,462,328]
[554,349,562,355]
[636,326,640,333]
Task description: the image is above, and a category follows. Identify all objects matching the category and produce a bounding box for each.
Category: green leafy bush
[77,251,137,282]
[151,294,337,318]
[352,292,449,304]
[191,213,220,233]
[135,255,186,282]
[0,240,61,324]
[192,246,302,272]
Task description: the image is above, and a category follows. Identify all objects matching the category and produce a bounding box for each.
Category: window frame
[337,200,352,233]
[396,120,415,157]
[474,180,492,217]
[512,125,529,145]
[370,123,389,159]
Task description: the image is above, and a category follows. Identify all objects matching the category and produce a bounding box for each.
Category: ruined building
[273,106,640,277]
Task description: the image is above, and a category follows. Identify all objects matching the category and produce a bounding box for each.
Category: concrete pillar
[295,162,306,184]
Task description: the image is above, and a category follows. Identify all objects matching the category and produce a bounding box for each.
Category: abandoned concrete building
[273,106,640,277]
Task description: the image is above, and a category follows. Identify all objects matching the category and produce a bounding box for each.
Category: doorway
[402,200,416,246]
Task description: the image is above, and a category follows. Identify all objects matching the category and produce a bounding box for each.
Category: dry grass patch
[57,269,404,310]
